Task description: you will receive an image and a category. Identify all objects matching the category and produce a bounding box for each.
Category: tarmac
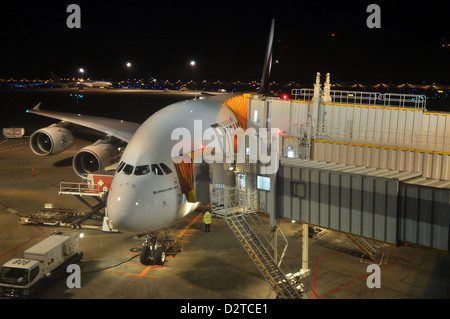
[0,135,449,299]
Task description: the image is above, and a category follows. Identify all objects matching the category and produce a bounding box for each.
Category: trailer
[19,208,84,227]
[0,232,83,298]
[18,205,114,231]
[2,128,25,139]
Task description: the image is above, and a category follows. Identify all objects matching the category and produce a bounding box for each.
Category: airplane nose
[107,184,147,233]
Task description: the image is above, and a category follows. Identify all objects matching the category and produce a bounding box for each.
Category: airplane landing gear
[139,229,181,266]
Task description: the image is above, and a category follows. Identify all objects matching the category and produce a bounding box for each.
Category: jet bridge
[204,78,450,297]
[242,74,450,254]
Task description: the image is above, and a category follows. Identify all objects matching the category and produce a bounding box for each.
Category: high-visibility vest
[203,211,212,224]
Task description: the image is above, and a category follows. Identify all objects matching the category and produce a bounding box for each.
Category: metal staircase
[345,234,383,261]
[226,212,302,299]
[212,187,303,299]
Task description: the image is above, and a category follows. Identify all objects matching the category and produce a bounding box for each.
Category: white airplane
[77,79,113,88]
[29,20,275,266]
[50,72,113,89]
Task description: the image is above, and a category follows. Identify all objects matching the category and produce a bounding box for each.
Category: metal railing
[291,88,427,110]
[291,88,316,101]
[59,182,102,196]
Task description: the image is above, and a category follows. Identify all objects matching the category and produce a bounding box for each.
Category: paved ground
[0,137,449,299]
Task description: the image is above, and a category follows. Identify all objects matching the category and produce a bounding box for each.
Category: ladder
[225,208,302,299]
[345,234,380,261]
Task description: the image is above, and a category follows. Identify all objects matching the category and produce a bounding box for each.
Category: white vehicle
[0,232,83,298]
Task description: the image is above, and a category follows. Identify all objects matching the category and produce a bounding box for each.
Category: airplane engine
[30,125,74,156]
[73,140,120,177]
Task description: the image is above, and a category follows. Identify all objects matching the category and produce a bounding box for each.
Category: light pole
[190,60,196,89]
[126,62,132,82]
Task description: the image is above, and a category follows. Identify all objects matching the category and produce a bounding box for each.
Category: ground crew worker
[203,211,212,232]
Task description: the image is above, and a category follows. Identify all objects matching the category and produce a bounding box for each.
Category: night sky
[1,0,449,84]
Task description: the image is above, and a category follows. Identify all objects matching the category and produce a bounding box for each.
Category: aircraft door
[194,161,210,207]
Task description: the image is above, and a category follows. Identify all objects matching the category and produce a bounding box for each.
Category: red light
[200,144,205,150]
[282,94,289,100]
[331,33,335,37]
[278,129,282,135]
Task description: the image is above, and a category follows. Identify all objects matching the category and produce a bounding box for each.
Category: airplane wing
[28,103,140,143]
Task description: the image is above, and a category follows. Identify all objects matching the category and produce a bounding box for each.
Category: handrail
[291,88,427,110]
[59,182,101,194]
[276,227,289,269]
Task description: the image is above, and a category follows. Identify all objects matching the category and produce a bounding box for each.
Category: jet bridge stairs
[345,234,387,263]
[211,188,303,299]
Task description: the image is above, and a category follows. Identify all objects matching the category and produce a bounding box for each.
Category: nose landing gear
[139,229,181,266]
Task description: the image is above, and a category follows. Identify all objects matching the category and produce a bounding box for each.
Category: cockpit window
[135,165,151,176]
[117,161,125,173]
[159,163,173,174]
[151,164,164,175]
[123,164,134,175]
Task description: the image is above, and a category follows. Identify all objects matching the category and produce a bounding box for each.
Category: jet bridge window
[159,163,173,175]
[135,165,151,176]
[123,164,134,175]
[291,181,306,199]
[151,164,164,176]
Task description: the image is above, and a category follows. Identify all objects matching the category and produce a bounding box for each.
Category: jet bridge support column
[301,223,310,277]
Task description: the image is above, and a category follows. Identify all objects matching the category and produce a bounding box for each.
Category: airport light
[125,62,132,81]
[190,61,196,88]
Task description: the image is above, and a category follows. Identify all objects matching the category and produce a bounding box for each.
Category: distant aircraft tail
[257,19,275,95]
[50,71,60,82]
